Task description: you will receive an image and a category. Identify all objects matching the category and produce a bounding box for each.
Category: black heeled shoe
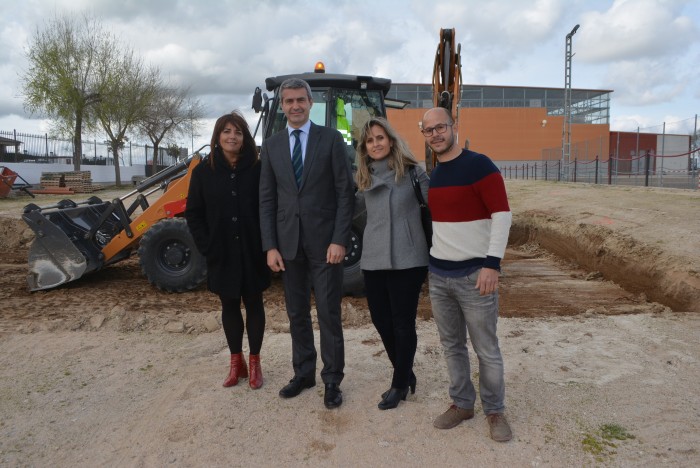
[378,387,409,410]
[409,373,417,394]
[382,374,416,400]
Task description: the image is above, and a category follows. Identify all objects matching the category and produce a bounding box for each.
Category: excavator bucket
[23,209,88,290]
[22,198,123,291]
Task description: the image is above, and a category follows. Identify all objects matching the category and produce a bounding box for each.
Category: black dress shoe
[279,376,315,398]
[324,383,343,409]
[378,387,409,410]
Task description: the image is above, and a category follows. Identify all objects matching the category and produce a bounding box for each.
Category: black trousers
[363,267,427,389]
[220,292,265,355]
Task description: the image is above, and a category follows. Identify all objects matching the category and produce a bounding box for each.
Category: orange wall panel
[387,108,427,161]
[387,107,609,163]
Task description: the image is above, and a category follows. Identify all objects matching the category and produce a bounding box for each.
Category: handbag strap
[408,166,427,208]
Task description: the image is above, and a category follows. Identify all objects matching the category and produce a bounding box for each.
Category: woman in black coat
[185,111,270,389]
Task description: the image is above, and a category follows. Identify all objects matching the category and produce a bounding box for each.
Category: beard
[429,132,456,157]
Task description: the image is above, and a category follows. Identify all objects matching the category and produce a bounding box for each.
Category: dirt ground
[0,180,698,466]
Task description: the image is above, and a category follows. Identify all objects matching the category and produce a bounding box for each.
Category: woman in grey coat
[355,117,430,410]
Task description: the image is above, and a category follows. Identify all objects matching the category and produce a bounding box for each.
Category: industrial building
[385,83,611,167]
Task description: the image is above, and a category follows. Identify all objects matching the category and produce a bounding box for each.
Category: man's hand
[475,267,500,295]
[267,249,285,272]
[326,243,346,264]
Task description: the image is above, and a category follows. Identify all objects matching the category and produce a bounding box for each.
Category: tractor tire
[138,218,207,292]
[342,222,365,296]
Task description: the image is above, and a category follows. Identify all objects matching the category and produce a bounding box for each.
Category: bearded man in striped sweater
[421,107,513,442]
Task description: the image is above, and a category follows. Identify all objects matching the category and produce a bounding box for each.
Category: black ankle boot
[408,373,417,394]
[378,387,409,410]
[382,373,417,400]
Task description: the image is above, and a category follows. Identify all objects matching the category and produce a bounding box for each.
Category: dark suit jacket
[259,122,354,260]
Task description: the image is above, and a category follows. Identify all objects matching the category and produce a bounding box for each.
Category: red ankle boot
[223,352,248,387]
[248,354,263,390]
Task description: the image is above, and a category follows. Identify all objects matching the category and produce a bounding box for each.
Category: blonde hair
[355,117,418,191]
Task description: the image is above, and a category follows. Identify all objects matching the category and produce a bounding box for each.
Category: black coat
[185,148,270,298]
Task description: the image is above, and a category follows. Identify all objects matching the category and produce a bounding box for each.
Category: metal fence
[501,150,700,190]
[0,130,182,167]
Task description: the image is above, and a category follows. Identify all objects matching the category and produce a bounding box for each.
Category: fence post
[644,150,650,187]
[526,163,529,180]
[557,160,561,181]
[595,156,599,184]
[544,161,548,181]
[573,158,577,183]
[534,163,537,180]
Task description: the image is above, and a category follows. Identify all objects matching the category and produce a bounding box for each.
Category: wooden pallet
[31,187,75,195]
[39,171,100,193]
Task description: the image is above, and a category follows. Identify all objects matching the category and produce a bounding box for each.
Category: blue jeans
[429,270,505,414]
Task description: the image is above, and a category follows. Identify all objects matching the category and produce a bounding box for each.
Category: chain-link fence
[511,118,699,190]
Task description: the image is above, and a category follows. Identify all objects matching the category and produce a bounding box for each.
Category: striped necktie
[291,129,303,187]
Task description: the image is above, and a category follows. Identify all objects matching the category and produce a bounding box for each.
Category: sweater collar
[368,157,391,174]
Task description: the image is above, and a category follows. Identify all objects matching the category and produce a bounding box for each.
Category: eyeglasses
[420,123,452,137]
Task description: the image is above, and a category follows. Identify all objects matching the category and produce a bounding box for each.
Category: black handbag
[408,166,432,248]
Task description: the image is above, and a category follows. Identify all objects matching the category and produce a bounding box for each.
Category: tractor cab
[252,63,392,169]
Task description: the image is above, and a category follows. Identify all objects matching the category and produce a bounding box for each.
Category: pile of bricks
[37,171,101,194]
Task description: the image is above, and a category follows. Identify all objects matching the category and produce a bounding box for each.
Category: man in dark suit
[259,78,354,409]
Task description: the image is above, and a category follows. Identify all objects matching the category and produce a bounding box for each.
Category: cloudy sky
[1,0,698,151]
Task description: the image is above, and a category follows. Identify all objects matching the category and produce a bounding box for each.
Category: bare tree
[21,14,117,170]
[139,85,204,168]
[95,51,159,186]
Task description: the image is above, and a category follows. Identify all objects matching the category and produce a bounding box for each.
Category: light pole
[562,24,579,181]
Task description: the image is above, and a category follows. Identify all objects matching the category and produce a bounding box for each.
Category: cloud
[2,0,699,140]
[577,0,697,62]
[603,58,691,106]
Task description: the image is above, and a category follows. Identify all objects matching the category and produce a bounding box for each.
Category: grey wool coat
[359,158,430,270]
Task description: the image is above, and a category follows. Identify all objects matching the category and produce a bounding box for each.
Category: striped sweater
[428,149,512,273]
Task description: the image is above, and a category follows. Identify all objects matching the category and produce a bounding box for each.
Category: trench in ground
[501,219,699,316]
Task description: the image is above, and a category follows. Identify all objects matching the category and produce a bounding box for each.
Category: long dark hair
[209,111,257,169]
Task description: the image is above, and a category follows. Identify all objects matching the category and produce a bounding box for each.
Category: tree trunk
[112,142,122,187]
[152,142,159,171]
[73,117,83,171]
